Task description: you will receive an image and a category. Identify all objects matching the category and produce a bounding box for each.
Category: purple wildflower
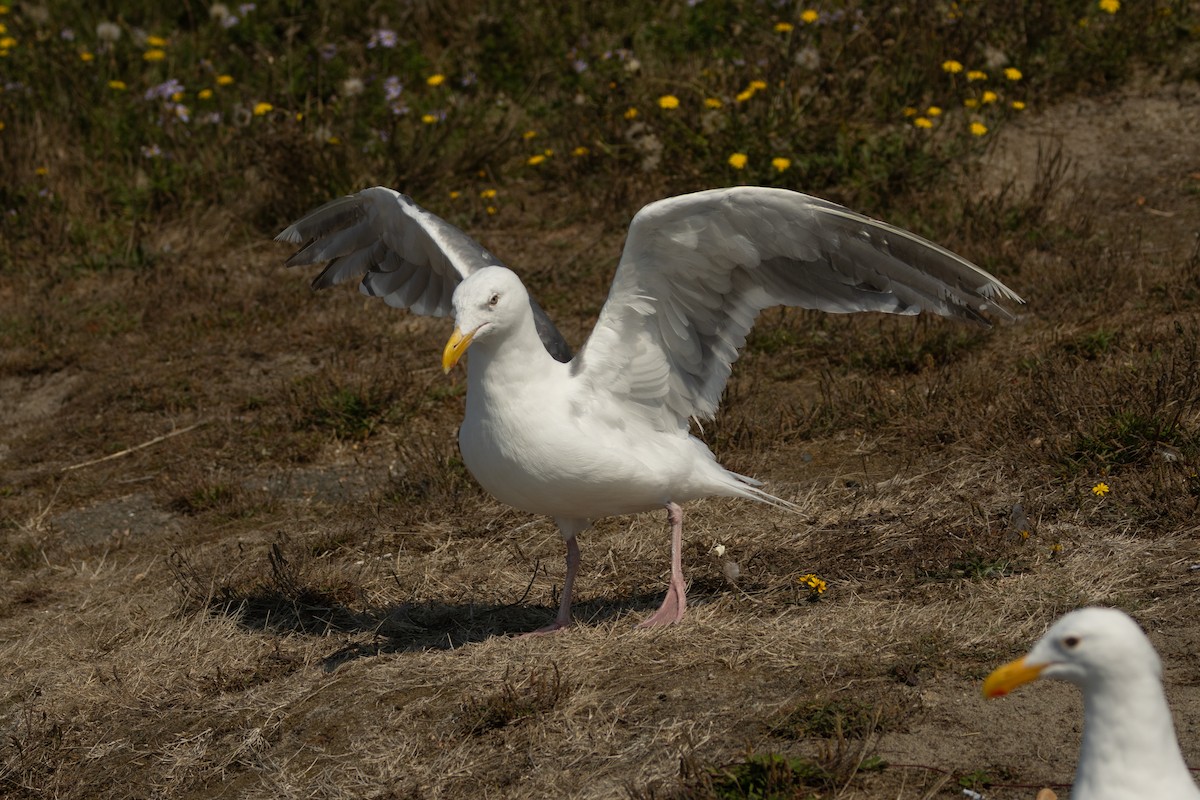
[367,28,397,49]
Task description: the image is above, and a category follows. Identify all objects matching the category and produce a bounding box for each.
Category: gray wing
[571,186,1022,432]
[276,186,571,362]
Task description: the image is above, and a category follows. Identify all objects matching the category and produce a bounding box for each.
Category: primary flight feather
[278,185,1021,633]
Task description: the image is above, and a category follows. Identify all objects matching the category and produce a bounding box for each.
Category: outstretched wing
[277,186,571,362]
[570,186,1022,431]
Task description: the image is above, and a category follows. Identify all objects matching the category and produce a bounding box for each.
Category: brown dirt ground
[2,79,1200,798]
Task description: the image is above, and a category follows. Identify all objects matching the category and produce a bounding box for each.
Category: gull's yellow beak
[442,326,475,373]
[982,655,1045,698]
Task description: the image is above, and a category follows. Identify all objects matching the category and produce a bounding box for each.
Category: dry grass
[4,25,1200,800]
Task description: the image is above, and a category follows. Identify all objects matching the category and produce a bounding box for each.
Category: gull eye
[1062,635,1081,650]
[488,293,500,307]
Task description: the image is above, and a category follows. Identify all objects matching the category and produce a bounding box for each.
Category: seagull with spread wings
[278,186,1020,634]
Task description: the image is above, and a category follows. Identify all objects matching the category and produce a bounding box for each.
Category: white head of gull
[278,185,1022,634]
[984,607,1200,800]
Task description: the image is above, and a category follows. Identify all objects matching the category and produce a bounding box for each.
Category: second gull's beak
[982,655,1046,698]
[442,326,475,373]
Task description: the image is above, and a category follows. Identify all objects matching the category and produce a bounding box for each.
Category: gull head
[443,266,531,372]
[983,607,1162,698]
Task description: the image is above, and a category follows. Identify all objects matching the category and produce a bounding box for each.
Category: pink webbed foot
[518,619,573,638]
[637,576,687,628]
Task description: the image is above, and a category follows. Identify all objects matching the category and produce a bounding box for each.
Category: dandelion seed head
[96,21,121,42]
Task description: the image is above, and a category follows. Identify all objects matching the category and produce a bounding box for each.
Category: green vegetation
[1,1,1193,269]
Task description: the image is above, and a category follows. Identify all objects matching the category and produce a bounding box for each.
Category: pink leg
[520,535,580,637]
[638,502,687,628]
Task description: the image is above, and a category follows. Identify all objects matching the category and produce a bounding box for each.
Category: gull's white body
[456,281,763,521]
[986,608,1200,800]
[279,185,1021,632]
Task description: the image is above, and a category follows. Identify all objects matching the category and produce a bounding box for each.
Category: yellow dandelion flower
[35,166,48,176]
[927,105,943,116]
[0,122,4,131]
[966,69,988,81]
[486,205,497,215]
[143,48,166,62]
[145,35,167,47]
[198,88,213,100]
[0,35,16,48]
[970,121,988,136]
[108,79,127,90]
[800,9,819,23]
[480,188,497,199]
[253,101,273,116]
[735,89,754,103]
[774,21,794,33]
[522,129,537,140]
[799,573,827,595]
[426,73,446,87]
[623,106,638,120]
[527,154,546,166]
[942,59,964,74]
[1092,482,1111,496]
[216,74,234,86]
[771,157,791,172]
[981,90,998,104]
[704,97,723,109]
[914,116,933,128]
[902,106,918,117]
[0,6,7,14]
[171,91,185,102]
[449,190,461,200]
[728,152,748,169]
[80,51,94,62]
[1011,100,1026,110]
[1004,67,1023,81]
[1099,0,1119,12]
[963,98,980,108]
[572,146,589,157]
[749,79,767,91]
[1050,542,1063,554]
[421,113,437,124]
[658,94,680,109]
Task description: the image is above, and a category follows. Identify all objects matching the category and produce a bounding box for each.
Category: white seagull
[984,607,1200,799]
[278,185,1020,634]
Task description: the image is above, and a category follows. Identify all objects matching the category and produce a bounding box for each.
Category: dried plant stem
[62,422,206,472]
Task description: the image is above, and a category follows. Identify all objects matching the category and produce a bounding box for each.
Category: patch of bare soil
[2,80,1200,799]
